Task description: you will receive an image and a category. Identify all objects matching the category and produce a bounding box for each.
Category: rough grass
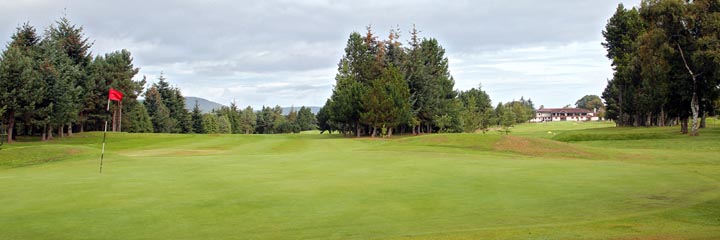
[0,121,719,239]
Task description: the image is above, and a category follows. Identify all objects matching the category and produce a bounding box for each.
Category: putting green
[0,128,718,239]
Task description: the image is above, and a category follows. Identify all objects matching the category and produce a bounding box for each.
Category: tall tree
[202,113,219,134]
[296,106,317,131]
[125,100,153,133]
[144,85,174,133]
[238,106,256,134]
[191,100,204,133]
[602,4,644,126]
[0,24,43,143]
[458,86,493,133]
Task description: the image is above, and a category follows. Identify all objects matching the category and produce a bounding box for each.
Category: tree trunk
[426,123,432,134]
[690,93,700,136]
[67,123,73,136]
[677,43,699,136]
[80,122,84,133]
[387,127,393,137]
[681,118,689,134]
[6,111,15,143]
[355,121,360,138]
[371,127,377,138]
[634,113,640,127]
[659,108,665,127]
[119,101,123,132]
[619,87,624,127]
[58,125,64,138]
[700,111,707,129]
[112,104,117,132]
[47,126,54,140]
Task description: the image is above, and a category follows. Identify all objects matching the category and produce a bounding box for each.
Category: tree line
[0,19,540,141]
[318,26,535,137]
[189,103,317,135]
[602,1,720,136]
[0,18,144,143]
[0,18,323,143]
[141,74,318,134]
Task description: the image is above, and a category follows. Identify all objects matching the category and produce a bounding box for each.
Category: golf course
[1,121,719,239]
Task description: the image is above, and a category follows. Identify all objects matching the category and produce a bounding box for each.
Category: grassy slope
[0,120,718,239]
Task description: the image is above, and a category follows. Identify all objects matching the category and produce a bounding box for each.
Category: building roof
[537,108,592,114]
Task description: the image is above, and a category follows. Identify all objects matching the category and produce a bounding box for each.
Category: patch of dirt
[121,149,224,157]
[66,149,82,155]
[611,236,680,240]
[493,135,597,159]
[420,135,449,143]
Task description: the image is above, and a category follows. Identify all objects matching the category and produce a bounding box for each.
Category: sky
[0,0,641,109]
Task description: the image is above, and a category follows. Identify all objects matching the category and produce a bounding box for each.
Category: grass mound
[394,133,500,152]
[0,145,88,168]
[493,135,599,159]
[552,127,679,142]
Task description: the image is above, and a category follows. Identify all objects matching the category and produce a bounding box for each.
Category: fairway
[1,122,719,239]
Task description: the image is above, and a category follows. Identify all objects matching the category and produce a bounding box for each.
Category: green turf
[1,121,719,239]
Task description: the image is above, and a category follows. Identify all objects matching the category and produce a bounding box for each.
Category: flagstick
[100,98,110,174]
[100,120,107,174]
[119,101,122,132]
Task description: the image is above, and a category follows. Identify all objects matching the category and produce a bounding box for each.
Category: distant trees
[575,95,605,119]
[458,86,493,133]
[187,104,316,135]
[602,1,720,136]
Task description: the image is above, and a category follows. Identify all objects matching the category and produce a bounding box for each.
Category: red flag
[108,88,124,101]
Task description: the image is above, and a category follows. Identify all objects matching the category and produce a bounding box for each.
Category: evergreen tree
[144,86,174,133]
[500,106,516,135]
[458,86,493,133]
[228,102,241,134]
[317,100,334,134]
[202,113,219,134]
[0,24,43,143]
[191,100,204,133]
[238,106,256,134]
[217,114,232,134]
[296,106,317,131]
[46,17,94,133]
[125,100,153,133]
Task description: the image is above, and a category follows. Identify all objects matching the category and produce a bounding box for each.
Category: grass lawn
[1,120,719,239]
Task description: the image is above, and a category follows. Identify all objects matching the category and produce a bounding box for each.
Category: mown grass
[0,120,719,239]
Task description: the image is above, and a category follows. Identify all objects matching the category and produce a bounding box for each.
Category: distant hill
[183,97,320,115]
[185,97,225,113]
[281,106,321,115]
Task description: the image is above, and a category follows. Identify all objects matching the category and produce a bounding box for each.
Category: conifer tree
[191,101,204,133]
[0,24,43,143]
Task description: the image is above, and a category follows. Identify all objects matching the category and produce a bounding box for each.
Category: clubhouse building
[530,108,600,122]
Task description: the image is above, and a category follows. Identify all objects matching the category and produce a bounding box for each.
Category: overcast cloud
[0,0,640,108]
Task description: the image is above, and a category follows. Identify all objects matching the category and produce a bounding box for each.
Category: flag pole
[100,98,110,174]
[100,120,107,174]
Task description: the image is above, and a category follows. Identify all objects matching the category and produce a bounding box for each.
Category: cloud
[0,0,641,108]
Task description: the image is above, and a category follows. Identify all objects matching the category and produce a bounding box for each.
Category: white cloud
[0,0,642,108]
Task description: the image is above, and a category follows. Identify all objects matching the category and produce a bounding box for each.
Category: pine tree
[0,24,43,143]
[125,100,153,133]
[238,106,256,134]
[144,86,174,133]
[296,106,317,131]
[191,101,203,133]
[217,114,232,134]
[202,113,219,134]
